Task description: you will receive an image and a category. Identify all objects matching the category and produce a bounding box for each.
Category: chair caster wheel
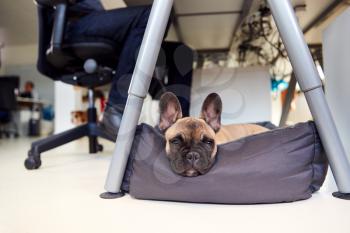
[97,144,103,152]
[24,156,41,170]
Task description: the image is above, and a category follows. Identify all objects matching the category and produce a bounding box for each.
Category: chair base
[24,118,115,170]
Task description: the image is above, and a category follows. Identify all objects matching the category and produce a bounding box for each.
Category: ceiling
[0,0,348,50]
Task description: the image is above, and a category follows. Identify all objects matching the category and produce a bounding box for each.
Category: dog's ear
[200,93,222,133]
[159,92,183,131]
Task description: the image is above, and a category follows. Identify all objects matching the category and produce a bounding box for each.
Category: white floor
[0,137,350,233]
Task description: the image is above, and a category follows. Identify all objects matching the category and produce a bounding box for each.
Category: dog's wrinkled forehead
[165,117,216,141]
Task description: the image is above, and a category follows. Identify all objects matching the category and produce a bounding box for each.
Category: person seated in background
[63,0,192,138]
[19,81,39,100]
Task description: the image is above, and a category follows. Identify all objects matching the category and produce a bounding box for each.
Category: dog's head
[159,92,222,177]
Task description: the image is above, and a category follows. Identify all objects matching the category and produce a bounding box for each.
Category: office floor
[0,137,350,233]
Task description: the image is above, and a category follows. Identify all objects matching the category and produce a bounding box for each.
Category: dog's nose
[186,152,200,163]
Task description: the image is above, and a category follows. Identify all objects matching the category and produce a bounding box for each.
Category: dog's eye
[202,138,214,145]
[170,139,181,145]
[170,135,183,145]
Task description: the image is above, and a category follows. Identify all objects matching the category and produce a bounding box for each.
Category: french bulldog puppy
[158,92,269,177]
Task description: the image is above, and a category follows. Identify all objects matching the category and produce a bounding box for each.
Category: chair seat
[46,37,120,71]
[46,38,119,87]
[70,42,116,61]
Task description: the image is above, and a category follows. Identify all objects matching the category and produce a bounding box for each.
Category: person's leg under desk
[67,6,175,138]
[148,42,193,117]
[107,11,151,113]
[163,42,193,117]
[66,6,152,138]
[67,6,152,112]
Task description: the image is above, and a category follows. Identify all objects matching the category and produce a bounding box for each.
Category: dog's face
[159,92,222,177]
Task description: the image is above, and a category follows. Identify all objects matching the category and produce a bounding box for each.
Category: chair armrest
[51,2,67,52]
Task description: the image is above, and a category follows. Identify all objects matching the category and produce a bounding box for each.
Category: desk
[124,0,250,51]
[16,97,45,109]
[103,0,350,197]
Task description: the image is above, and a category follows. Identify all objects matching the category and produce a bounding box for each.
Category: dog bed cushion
[121,121,328,204]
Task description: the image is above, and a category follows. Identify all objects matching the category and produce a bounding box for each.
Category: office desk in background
[16,97,45,110]
[0,77,50,137]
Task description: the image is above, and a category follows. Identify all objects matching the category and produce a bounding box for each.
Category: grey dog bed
[121,121,328,204]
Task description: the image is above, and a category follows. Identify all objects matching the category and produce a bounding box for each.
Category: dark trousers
[149,42,193,117]
[67,6,192,116]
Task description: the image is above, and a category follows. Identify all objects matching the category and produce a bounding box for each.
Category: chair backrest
[0,76,19,111]
[35,1,63,80]
[35,0,118,81]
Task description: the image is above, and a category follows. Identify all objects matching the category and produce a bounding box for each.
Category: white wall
[2,44,37,65]
[323,7,350,160]
[138,66,272,127]
[54,83,76,133]
[0,28,6,75]
[190,66,272,124]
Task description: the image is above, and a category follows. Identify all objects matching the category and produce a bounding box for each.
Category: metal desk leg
[268,0,350,198]
[101,0,174,199]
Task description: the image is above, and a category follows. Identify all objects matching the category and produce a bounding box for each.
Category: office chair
[0,77,20,138]
[25,0,119,169]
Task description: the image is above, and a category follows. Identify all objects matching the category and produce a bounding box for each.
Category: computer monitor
[0,76,20,110]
